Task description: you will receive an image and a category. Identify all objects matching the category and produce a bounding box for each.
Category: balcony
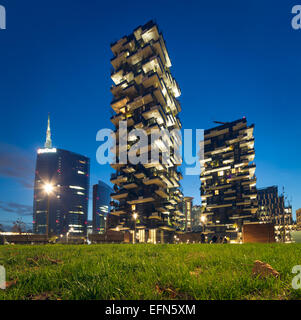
[123,182,138,189]
[127,44,153,66]
[143,161,164,170]
[127,196,154,205]
[127,93,153,112]
[158,173,174,188]
[110,209,126,216]
[169,176,179,188]
[142,72,162,91]
[134,172,146,179]
[142,104,165,125]
[110,37,127,55]
[142,55,164,77]
[110,174,128,185]
[145,122,160,135]
[111,97,129,113]
[152,38,171,68]
[141,24,160,43]
[111,191,129,200]
[155,188,169,199]
[148,212,161,220]
[110,163,125,170]
[111,51,129,70]
[206,203,232,209]
[143,176,166,187]
[153,88,167,110]
[169,198,177,205]
[110,113,125,126]
[111,114,134,128]
[157,206,168,214]
[122,166,136,173]
[111,69,124,85]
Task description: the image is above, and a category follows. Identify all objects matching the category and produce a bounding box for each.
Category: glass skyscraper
[33,115,90,236]
[92,181,113,234]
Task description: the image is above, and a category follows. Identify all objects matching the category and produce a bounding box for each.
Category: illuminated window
[69,186,85,190]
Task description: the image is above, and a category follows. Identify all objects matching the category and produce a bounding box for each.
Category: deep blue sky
[0,0,300,229]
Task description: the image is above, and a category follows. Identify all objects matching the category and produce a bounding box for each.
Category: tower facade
[92,181,113,234]
[183,197,193,232]
[257,186,284,224]
[257,186,294,241]
[109,21,183,243]
[33,116,90,236]
[200,118,258,240]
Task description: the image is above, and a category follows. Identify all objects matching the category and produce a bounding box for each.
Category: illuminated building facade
[92,181,113,234]
[33,116,90,236]
[191,205,204,232]
[200,118,258,240]
[257,186,285,223]
[257,186,294,241]
[109,21,183,243]
[183,197,193,232]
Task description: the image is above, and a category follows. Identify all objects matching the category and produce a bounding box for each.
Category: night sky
[0,0,300,230]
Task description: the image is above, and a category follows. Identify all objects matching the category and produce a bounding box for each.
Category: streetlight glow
[132,213,138,220]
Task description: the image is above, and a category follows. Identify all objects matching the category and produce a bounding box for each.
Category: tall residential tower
[109,21,183,243]
[200,118,258,240]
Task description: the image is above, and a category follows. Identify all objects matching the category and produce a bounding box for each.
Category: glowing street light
[132,212,138,244]
[200,215,207,233]
[67,227,75,244]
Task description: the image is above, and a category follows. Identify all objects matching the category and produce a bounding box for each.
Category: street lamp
[67,227,74,244]
[43,183,54,239]
[132,212,138,244]
[200,215,206,233]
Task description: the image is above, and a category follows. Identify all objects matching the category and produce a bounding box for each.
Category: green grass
[0,243,301,300]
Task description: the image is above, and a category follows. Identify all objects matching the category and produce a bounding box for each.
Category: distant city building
[109,21,183,243]
[257,186,294,241]
[191,205,204,232]
[92,181,113,234]
[296,208,301,230]
[257,186,286,224]
[182,197,193,232]
[87,220,93,236]
[200,118,258,240]
[33,115,90,236]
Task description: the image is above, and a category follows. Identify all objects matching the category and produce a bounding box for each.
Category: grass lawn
[0,243,301,300]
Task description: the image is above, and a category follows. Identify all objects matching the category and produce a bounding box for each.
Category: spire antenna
[44,113,52,148]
